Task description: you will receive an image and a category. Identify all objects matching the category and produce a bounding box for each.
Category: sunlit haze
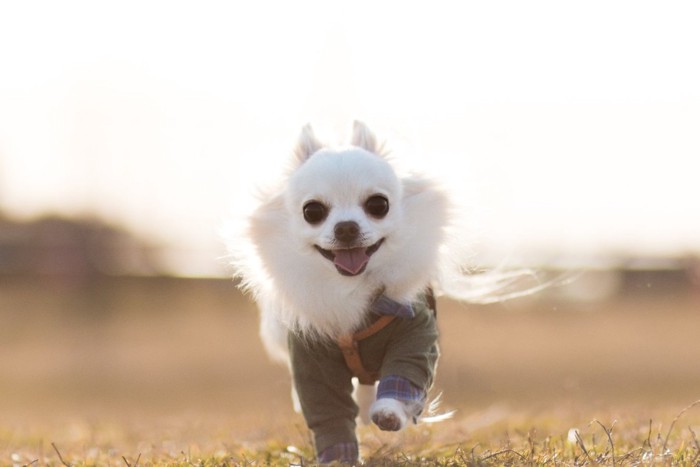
[1,1,699,275]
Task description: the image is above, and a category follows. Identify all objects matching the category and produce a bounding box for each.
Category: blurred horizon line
[2,208,700,277]
[2,210,699,306]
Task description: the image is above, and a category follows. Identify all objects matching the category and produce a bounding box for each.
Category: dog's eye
[303,201,328,224]
[364,195,389,218]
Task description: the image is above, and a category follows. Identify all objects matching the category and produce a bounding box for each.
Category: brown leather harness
[337,315,396,385]
[336,289,436,385]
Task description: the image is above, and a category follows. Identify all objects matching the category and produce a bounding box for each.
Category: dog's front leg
[288,331,359,464]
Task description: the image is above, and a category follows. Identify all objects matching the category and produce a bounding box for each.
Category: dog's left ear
[293,124,324,164]
[351,120,386,156]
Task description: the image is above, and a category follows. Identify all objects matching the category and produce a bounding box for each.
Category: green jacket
[288,293,439,454]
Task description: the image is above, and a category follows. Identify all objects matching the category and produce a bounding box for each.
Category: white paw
[369,398,409,432]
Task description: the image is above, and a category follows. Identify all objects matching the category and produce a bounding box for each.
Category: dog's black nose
[334,221,360,244]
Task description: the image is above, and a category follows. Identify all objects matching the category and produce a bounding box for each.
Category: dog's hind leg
[258,302,290,365]
[353,378,377,424]
[258,302,301,411]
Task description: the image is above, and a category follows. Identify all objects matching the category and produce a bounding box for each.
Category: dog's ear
[293,124,324,164]
[351,120,386,156]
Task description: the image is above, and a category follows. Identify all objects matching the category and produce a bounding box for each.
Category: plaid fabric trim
[318,442,358,463]
[370,294,415,319]
[377,375,425,403]
[377,375,426,423]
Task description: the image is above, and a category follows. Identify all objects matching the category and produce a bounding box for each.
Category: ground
[1,276,699,465]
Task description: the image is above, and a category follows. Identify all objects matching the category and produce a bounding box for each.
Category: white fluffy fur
[369,398,410,431]
[226,121,546,427]
[231,121,449,354]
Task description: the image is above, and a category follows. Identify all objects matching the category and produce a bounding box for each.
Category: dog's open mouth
[314,239,384,276]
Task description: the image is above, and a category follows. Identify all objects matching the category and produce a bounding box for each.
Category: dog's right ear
[351,120,387,157]
[292,124,324,164]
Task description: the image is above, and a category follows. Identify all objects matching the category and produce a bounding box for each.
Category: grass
[4,401,700,465]
[356,402,700,466]
[3,276,700,465]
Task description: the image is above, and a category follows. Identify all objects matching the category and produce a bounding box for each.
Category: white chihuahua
[229,121,505,463]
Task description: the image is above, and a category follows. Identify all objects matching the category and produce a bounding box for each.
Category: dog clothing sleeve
[288,331,359,456]
[370,296,439,391]
[377,374,425,402]
[318,442,359,464]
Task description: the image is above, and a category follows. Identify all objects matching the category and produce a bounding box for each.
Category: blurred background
[1,0,700,444]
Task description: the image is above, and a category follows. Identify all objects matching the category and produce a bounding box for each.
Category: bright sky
[0,1,699,275]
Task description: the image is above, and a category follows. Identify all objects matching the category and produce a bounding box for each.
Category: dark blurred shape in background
[0,211,161,281]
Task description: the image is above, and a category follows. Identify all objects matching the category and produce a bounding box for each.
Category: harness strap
[337,315,396,385]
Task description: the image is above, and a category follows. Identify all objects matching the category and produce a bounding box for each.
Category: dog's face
[285,147,403,277]
[240,121,449,337]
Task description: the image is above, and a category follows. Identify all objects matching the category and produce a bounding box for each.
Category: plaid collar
[369,294,415,319]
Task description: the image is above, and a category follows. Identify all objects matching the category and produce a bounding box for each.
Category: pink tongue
[333,248,370,274]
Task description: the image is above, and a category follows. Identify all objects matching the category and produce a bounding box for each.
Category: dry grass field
[1,275,700,465]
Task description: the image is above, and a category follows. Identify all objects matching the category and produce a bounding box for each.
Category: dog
[229,121,513,463]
